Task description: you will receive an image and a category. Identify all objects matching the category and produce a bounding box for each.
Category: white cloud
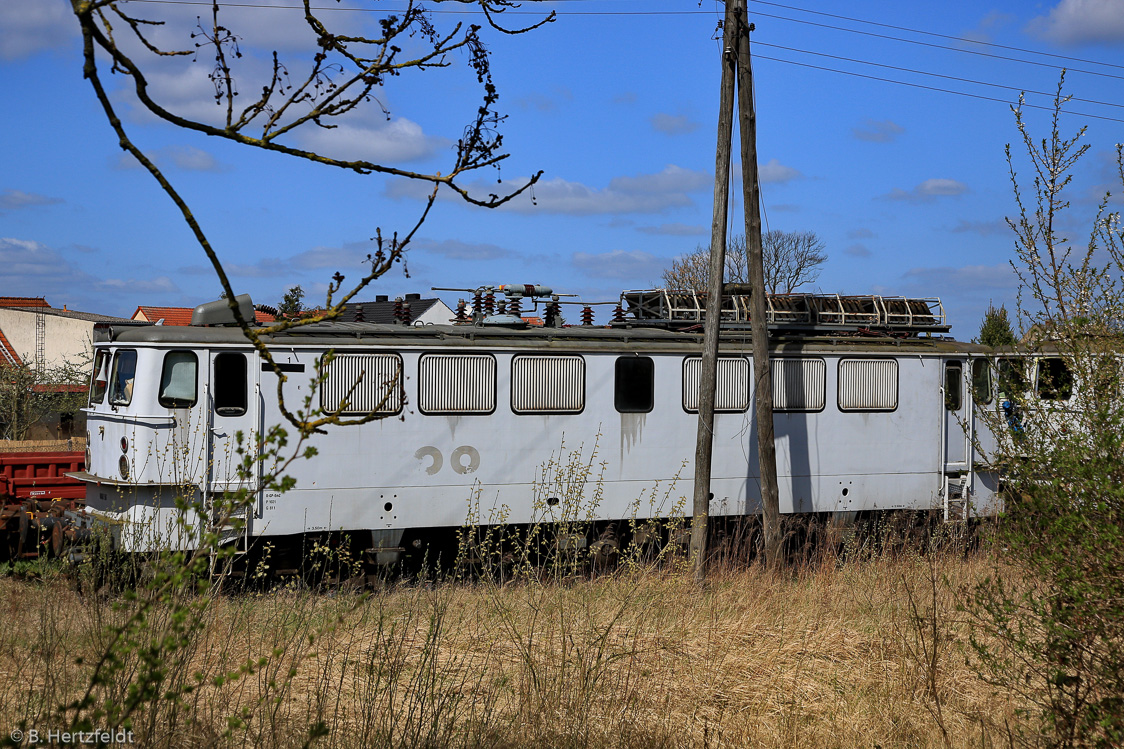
[411,238,511,261]
[852,119,905,143]
[883,178,969,203]
[847,228,875,240]
[96,276,179,294]
[572,250,666,280]
[844,244,872,258]
[651,113,700,135]
[959,10,1016,44]
[293,119,445,164]
[0,0,76,60]
[607,165,711,194]
[1028,0,1124,45]
[902,263,1017,291]
[0,237,180,314]
[636,223,707,236]
[0,189,63,212]
[752,159,803,184]
[116,146,226,172]
[951,218,1009,236]
[387,164,713,216]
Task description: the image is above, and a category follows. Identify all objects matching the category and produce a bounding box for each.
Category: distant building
[0,298,132,442]
[341,294,454,325]
[132,305,277,325]
[0,297,131,371]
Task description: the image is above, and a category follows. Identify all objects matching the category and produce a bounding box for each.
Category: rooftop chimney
[405,293,421,301]
[375,294,389,303]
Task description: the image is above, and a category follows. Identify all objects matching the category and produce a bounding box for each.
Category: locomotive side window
[682,357,749,413]
[944,363,963,411]
[1036,357,1074,401]
[616,356,655,413]
[838,359,898,412]
[997,358,1027,400]
[159,351,198,408]
[108,350,138,406]
[89,349,109,405]
[971,359,993,405]
[213,353,248,416]
[321,353,403,415]
[512,355,585,414]
[773,358,826,412]
[418,354,496,414]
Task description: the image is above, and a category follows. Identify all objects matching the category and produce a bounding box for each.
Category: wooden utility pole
[689,0,737,585]
[733,4,782,568]
[691,0,781,580]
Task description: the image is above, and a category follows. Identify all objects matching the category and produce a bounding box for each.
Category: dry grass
[0,550,1023,748]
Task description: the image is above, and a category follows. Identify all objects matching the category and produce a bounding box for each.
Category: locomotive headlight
[119,455,130,481]
[120,437,128,453]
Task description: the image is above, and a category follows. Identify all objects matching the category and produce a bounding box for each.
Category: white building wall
[0,309,94,370]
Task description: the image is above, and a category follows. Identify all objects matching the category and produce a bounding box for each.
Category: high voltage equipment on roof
[616,288,949,336]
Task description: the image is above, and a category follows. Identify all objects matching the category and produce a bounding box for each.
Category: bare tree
[70,0,551,435]
[661,231,827,294]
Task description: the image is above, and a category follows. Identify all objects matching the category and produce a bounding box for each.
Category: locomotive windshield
[109,350,137,406]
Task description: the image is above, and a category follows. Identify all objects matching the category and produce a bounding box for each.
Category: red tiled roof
[133,306,194,326]
[134,306,278,326]
[0,327,22,366]
[0,297,49,308]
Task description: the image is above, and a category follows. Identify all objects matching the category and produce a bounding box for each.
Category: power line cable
[753,53,1124,124]
[748,0,1124,72]
[754,41,1124,110]
[745,8,1124,82]
[130,0,1124,83]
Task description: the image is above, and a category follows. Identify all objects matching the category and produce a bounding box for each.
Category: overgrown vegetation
[965,79,1124,748]
[1,540,1023,749]
[0,359,89,441]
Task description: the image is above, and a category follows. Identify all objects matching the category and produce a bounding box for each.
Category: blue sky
[2,0,1123,336]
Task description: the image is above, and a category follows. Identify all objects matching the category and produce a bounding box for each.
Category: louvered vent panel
[838,359,898,411]
[773,358,826,411]
[321,354,403,414]
[419,354,496,414]
[512,356,585,413]
[682,357,750,412]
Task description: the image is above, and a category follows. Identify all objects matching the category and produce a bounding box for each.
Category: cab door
[206,351,260,502]
[943,360,968,470]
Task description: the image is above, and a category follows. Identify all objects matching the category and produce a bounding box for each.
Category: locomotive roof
[95,320,990,355]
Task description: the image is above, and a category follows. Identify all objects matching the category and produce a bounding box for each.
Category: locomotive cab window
[89,349,109,405]
[944,363,963,411]
[971,359,993,405]
[213,353,248,416]
[1036,357,1074,401]
[616,356,654,413]
[997,358,1027,400]
[159,351,198,408]
[108,350,138,406]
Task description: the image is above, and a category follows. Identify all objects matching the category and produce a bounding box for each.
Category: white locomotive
[74,286,1022,564]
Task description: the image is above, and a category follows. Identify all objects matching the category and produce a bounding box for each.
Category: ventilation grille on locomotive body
[682,357,750,412]
[418,354,496,414]
[322,354,403,414]
[773,358,826,411]
[511,355,585,413]
[838,359,899,411]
